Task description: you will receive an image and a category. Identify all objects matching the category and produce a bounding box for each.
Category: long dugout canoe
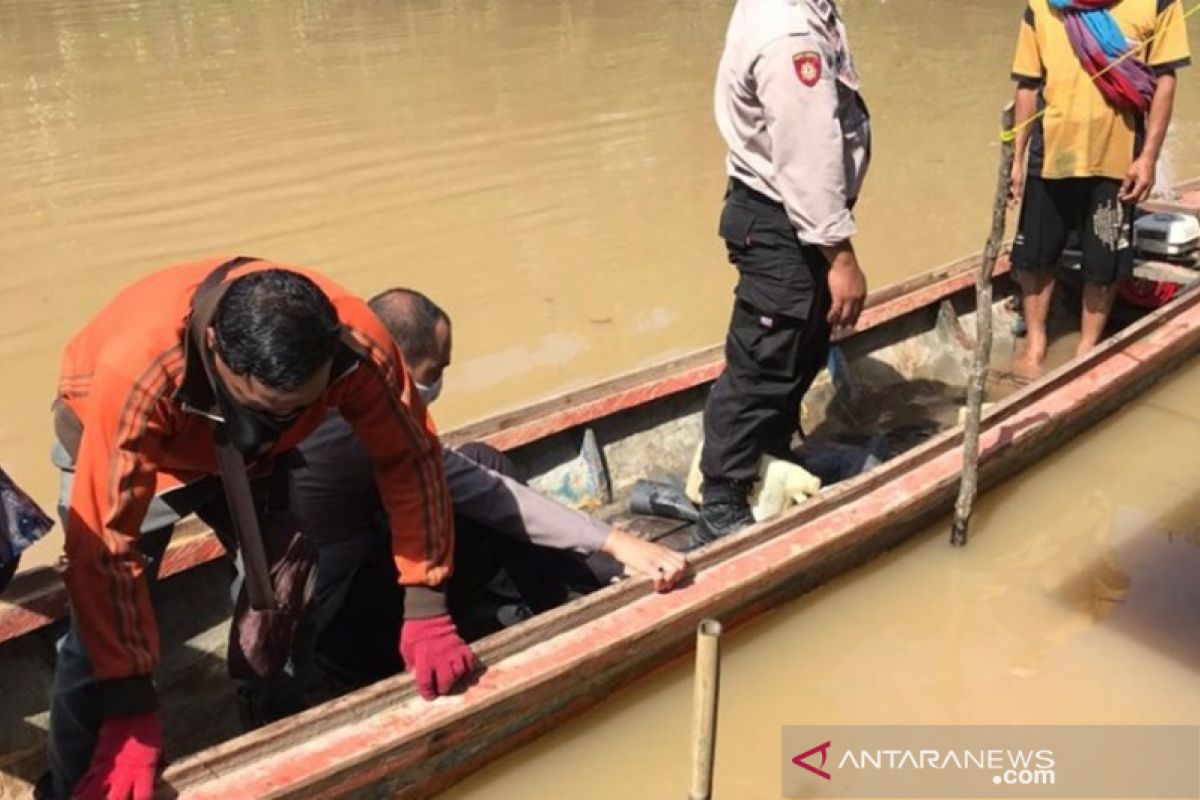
[2,243,1029,796]
[162,251,1200,794]
[0,242,1008,646]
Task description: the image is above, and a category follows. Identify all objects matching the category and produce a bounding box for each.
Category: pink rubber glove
[73,712,162,800]
[399,614,477,700]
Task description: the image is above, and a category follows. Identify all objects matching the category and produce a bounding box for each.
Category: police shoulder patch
[793,51,822,87]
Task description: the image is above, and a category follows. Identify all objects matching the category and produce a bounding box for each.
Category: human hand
[603,529,688,591]
[825,248,867,328]
[1120,157,1155,204]
[73,712,162,800]
[399,614,477,700]
[1008,159,1026,208]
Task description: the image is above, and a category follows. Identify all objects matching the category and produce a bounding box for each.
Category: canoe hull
[164,280,1200,798]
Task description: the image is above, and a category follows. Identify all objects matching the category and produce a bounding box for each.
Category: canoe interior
[520,273,1035,526]
[0,267,1163,795]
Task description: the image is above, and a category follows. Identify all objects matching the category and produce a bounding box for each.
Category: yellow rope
[1001,0,1200,142]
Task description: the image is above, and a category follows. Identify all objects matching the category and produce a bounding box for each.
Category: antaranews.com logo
[792,739,1056,786]
[781,726,1198,798]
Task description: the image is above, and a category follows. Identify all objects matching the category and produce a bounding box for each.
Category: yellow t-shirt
[1011,0,1191,180]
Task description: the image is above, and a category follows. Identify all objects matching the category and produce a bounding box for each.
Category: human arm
[1121,73,1177,203]
[756,36,867,326]
[1010,84,1040,206]
[335,324,474,699]
[1009,4,1044,206]
[444,447,608,553]
[1123,0,1192,202]
[818,241,867,328]
[60,366,171,712]
[335,331,454,595]
[446,449,686,590]
[600,529,687,591]
[59,362,175,797]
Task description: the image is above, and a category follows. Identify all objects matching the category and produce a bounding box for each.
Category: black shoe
[32,771,54,800]
[693,480,755,546]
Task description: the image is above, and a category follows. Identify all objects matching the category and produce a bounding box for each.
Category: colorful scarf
[1049,0,1156,112]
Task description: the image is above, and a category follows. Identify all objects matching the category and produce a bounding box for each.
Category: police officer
[697,0,871,542]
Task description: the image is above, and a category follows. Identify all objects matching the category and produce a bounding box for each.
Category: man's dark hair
[213,269,341,390]
[367,288,450,364]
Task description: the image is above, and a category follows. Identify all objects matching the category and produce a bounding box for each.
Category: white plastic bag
[685,440,821,522]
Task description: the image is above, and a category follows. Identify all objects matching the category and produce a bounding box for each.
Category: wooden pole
[688,619,723,800]
[951,103,1016,547]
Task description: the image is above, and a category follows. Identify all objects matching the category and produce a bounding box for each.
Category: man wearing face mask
[45,258,469,800]
[290,288,687,685]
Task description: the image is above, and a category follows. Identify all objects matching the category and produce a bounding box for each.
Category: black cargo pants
[699,179,833,487]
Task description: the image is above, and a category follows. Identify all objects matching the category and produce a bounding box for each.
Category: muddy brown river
[1,0,1198,796]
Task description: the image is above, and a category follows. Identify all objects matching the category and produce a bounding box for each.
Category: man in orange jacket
[47,257,472,800]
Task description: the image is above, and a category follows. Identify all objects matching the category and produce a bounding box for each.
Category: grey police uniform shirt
[290,412,610,567]
[714,0,871,247]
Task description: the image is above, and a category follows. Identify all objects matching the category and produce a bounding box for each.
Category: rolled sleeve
[755,35,856,246]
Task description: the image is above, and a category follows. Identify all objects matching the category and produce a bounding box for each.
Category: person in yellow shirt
[1009,0,1190,375]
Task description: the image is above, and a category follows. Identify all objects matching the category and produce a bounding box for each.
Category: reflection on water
[3,0,1200,569]
[442,356,1200,799]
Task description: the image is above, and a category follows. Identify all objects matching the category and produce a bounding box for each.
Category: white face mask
[416,375,443,406]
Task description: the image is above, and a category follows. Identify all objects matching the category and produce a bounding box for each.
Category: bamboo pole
[951,103,1016,547]
[688,619,723,800]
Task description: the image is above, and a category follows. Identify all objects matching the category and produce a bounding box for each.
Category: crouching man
[291,288,688,686]
[47,258,470,799]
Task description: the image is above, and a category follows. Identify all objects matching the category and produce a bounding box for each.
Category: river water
[5,0,1197,568]
[443,357,1200,799]
[0,0,1198,795]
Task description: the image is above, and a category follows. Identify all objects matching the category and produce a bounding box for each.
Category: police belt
[728,177,788,213]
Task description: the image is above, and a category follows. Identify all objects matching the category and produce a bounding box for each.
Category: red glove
[73,712,162,800]
[399,614,477,700]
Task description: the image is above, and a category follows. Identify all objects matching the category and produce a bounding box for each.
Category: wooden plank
[1132,260,1200,286]
[1060,249,1199,285]
[164,282,1200,799]
[1140,198,1200,218]
[0,519,222,643]
[858,250,987,309]
[0,250,996,646]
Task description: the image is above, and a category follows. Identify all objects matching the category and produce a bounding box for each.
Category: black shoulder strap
[192,257,277,612]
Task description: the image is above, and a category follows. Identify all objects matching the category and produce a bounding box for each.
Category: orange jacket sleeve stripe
[335,321,455,587]
[64,344,183,680]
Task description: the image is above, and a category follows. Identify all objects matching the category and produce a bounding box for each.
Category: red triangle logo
[792,740,833,780]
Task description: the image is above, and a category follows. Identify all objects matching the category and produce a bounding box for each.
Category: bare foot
[1074,337,1101,360]
[1012,337,1047,378]
[1011,358,1044,381]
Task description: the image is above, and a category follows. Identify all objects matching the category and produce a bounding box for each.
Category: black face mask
[210,372,304,460]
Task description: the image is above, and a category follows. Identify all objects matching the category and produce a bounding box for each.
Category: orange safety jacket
[55,257,453,708]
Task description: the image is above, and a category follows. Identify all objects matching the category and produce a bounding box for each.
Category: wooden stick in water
[688,619,723,800]
[951,103,1016,547]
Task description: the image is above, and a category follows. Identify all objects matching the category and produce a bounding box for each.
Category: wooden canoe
[1,183,1198,797]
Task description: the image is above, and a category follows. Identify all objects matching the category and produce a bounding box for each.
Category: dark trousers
[700,181,834,486]
[451,442,612,610]
[313,443,606,684]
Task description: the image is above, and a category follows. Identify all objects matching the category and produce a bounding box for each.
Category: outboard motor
[1134,212,1200,261]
